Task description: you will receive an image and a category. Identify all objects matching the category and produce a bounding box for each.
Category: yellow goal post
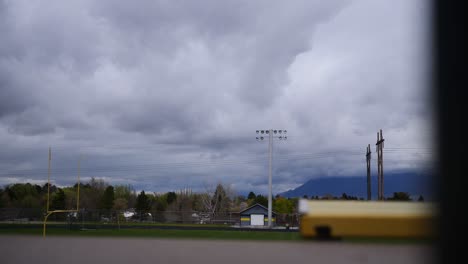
[43,147,81,237]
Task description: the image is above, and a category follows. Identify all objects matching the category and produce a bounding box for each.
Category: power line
[0,151,433,178]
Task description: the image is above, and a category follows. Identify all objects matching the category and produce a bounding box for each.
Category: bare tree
[201,183,236,219]
[201,186,217,216]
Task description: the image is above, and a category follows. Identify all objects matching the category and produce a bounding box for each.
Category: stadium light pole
[256,129,287,228]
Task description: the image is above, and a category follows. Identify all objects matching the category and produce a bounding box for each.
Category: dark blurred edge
[434,0,465,263]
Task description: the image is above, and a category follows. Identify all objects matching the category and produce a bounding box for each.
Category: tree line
[0,179,423,216]
[301,192,423,201]
[0,179,300,214]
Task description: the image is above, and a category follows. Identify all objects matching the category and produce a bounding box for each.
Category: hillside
[279,171,435,200]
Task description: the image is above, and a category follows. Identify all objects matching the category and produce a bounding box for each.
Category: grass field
[0,223,434,244]
[0,226,301,241]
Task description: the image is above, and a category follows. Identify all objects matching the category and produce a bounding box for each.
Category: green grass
[0,226,301,241]
[116,222,230,228]
[1,221,230,228]
[0,224,433,244]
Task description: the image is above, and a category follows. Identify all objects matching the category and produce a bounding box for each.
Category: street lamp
[255,129,287,228]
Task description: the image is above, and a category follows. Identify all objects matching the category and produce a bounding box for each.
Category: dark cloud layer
[0,0,432,194]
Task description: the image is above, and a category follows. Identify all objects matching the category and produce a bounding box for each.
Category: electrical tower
[366,144,371,200]
[376,129,385,200]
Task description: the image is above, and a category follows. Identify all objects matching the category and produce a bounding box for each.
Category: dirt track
[0,235,434,264]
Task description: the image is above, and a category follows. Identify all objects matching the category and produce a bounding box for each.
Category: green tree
[135,191,150,213]
[176,194,193,212]
[201,183,235,215]
[79,178,108,209]
[114,185,134,202]
[191,193,205,211]
[388,192,412,201]
[113,198,128,211]
[4,183,47,208]
[0,188,4,208]
[101,186,115,209]
[21,195,40,208]
[5,183,41,207]
[229,195,246,211]
[273,197,294,214]
[247,191,256,200]
[212,184,230,213]
[51,189,66,210]
[251,194,268,207]
[113,197,128,223]
[152,195,168,211]
[166,192,177,205]
[42,183,57,194]
[63,186,79,209]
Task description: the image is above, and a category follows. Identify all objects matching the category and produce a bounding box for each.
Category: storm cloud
[0,0,433,194]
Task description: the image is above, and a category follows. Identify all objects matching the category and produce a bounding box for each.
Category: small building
[239,203,276,226]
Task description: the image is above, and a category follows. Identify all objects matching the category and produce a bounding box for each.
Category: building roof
[239,203,277,216]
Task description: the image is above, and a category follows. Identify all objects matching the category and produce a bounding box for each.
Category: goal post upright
[77,155,81,211]
[47,147,51,212]
[43,148,82,237]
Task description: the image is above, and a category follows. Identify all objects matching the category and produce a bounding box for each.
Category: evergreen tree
[247,191,256,200]
[388,192,412,201]
[101,186,115,210]
[166,192,177,205]
[51,189,66,210]
[212,184,230,213]
[251,195,268,207]
[135,191,150,213]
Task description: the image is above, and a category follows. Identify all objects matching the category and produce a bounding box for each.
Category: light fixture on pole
[255,129,287,228]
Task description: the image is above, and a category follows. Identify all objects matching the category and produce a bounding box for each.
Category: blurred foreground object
[298,199,436,239]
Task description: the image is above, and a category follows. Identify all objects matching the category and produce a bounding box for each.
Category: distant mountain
[279,171,435,200]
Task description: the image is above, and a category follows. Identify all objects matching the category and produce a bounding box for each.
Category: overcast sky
[0,0,433,195]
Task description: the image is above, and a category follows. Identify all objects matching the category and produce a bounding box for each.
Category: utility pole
[376,129,385,200]
[366,144,371,200]
[256,129,287,228]
[77,155,81,211]
[47,147,51,212]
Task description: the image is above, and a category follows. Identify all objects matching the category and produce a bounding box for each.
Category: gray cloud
[0,0,433,194]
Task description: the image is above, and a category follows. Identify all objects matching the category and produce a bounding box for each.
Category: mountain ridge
[278,171,435,200]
